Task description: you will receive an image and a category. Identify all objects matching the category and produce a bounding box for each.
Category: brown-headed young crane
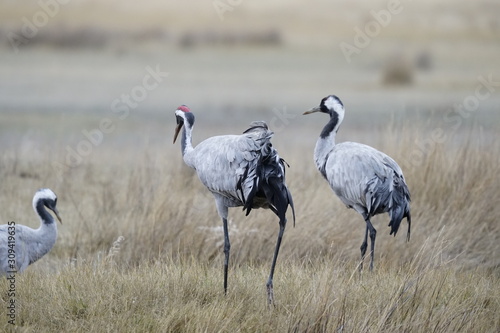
[0,188,62,275]
[303,95,411,271]
[173,105,295,304]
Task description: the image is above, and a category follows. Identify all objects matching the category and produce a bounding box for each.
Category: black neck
[36,200,54,224]
[320,111,339,139]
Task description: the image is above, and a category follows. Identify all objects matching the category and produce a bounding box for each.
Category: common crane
[304,95,411,271]
[173,105,295,304]
[0,188,62,275]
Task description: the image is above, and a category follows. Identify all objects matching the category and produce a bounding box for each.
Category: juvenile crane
[304,95,411,271]
[173,105,295,304]
[0,188,62,275]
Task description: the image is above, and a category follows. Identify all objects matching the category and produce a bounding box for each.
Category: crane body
[173,106,294,304]
[0,188,62,275]
[305,95,411,271]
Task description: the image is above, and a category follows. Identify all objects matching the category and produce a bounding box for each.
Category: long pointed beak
[303,106,321,115]
[173,122,183,144]
[51,207,62,224]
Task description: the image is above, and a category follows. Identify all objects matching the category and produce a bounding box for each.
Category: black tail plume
[240,121,295,225]
[388,173,411,237]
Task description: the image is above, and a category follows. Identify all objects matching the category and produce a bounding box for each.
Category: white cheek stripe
[324,96,342,113]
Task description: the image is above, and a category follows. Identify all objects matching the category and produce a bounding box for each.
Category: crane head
[303,95,344,116]
[34,188,62,224]
[173,105,191,143]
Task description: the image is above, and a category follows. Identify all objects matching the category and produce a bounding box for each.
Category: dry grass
[0,115,499,332]
[2,257,499,332]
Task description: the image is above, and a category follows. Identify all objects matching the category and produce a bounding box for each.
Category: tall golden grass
[0,116,499,332]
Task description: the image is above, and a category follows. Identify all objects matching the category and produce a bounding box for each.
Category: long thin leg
[360,223,369,272]
[215,200,230,295]
[266,219,286,305]
[222,217,231,294]
[366,218,377,271]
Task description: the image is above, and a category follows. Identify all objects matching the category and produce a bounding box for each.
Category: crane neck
[314,112,341,178]
[321,111,342,140]
[35,200,56,225]
[180,123,194,157]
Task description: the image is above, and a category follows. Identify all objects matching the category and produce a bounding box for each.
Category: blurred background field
[0,0,499,332]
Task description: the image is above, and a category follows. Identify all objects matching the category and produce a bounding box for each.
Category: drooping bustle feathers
[238,122,295,226]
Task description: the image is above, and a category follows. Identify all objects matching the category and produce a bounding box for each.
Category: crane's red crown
[177,105,190,113]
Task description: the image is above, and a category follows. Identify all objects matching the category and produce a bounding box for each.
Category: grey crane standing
[0,188,62,275]
[304,95,411,271]
[173,105,295,304]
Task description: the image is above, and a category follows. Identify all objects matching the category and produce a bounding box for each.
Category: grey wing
[0,226,8,274]
[326,143,397,214]
[327,142,410,235]
[0,225,28,274]
[189,135,262,205]
[365,150,411,237]
[189,123,294,223]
